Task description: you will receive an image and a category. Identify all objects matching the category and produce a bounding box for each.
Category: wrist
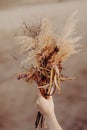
[45,111,55,120]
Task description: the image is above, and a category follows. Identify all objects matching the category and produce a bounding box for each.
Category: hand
[36,90,54,116]
[36,90,62,130]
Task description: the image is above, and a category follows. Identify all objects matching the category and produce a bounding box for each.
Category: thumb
[48,95,53,101]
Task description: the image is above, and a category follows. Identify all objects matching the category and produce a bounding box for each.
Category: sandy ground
[0,0,87,130]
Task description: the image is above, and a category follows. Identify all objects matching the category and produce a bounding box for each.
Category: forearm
[45,112,62,130]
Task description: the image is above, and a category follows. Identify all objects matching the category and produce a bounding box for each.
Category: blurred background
[0,0,87,130]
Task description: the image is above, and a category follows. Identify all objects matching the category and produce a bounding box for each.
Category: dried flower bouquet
[14,12,81,129]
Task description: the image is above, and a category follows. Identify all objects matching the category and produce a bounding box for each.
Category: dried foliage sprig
[14,12,81,129]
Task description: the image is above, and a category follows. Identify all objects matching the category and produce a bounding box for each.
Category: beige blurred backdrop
[0,0,87,130]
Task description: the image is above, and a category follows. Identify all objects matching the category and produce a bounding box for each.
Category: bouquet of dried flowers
[14,12,81,129]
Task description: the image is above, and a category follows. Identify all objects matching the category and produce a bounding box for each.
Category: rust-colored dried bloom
[16,12,81,96]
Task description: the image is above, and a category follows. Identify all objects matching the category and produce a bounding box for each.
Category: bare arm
[36,91,62,130]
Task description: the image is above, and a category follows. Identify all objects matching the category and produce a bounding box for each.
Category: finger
[48,95,53,101]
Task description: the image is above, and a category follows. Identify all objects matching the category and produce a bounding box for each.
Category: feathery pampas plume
[14,12,81,129]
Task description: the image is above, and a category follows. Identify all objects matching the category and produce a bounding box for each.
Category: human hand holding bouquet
[14,12,81,129]
[36,90,63,130]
